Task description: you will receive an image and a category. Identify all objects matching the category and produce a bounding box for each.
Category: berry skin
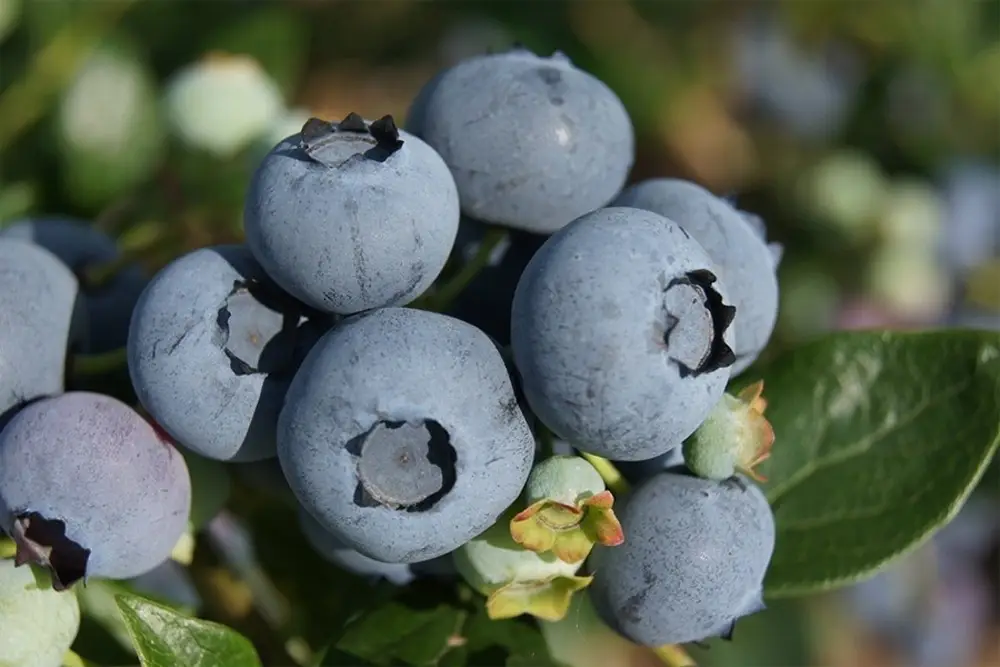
[277,307,535,564]
[244,114,460,315]
[0,392,191,590]
[0,239,81,421]
[614,179,780,374]
[408,48,635,234]
[297,505,451,586]
[1,217,147,353]
[589,471,774,646]
[454,510,592,622]
[510,207,738,461]
[0,561,81,667]
[128,245,326,462]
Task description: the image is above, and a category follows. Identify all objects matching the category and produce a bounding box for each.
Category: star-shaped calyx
[509,455,624,563]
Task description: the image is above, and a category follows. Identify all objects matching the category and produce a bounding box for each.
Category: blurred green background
[0,1,997,666]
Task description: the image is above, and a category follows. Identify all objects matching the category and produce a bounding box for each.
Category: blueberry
[407,48,635,234]
[297,505,452,586]
[244,113,460,314]
[589,471,774,646]
[1,217,147,353]
[445,218,547,345]
[128,245,326,462]
[0,239,82,422]
[614,179,780,374]
[510,207,737,461]
[277,307,535,563]
[0,392,191,589]
[0,560,81,667]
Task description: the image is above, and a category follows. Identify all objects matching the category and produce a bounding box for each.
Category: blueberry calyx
[216,279,303,377]
[10,511,90,591]
[337,112,368,133]
[663,269,736,378]
[348,419,457,513]
[369,115,404,152]
[300,113,404,166]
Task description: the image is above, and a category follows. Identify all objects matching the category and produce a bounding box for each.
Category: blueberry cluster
[0,46,782,654]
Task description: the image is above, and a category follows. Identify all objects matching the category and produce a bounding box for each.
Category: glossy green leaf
[115,593,261,667]
[335,603,466,666]
[747,329,1000,597]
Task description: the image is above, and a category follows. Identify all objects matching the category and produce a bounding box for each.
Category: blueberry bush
[1,2,998,666]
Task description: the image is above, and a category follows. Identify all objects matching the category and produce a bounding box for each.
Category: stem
[62,650,88,667]
[0,0,137,152]
[653,644,698,667]
[579,453,630,496]
[71,347,128,376]
[424,228,508,311]
[537,425,555,459]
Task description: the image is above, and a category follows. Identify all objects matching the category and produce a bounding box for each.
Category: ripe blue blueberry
[1,217,146,353]
[0,239,82,422]
[0,392,191,589]
[277,307,535,563]
[510,207,737,461]
[244,113,460,314]
[128,245,327,462]
[407,48,635,234]
[614,179,780,374]
[589,471,774,646]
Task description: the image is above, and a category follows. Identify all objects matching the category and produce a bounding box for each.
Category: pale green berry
[164,53,283,157]
[0,560,80,667]
[57,41,165,207]
[525,455,605,506]
[454,512,590,621]
[683,380,773,482]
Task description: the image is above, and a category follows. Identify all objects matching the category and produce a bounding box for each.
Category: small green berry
[683,380,773,481]
[454,511,592,622]
[510,456,624,563]
[0,559,80,667]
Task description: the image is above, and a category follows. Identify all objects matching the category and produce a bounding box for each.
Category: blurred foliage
[0,1,997,666]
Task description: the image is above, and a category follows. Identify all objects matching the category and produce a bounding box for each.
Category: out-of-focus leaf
[116,593,262,667]
[0,181,35,224]
[335,603,467,667]
[0,0,21,43]
[182,450,232,530]
[687,598,815,666]
[205,7,309,97]
[743,329,1000,597]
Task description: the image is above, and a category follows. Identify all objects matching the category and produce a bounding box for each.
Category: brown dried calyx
[9,511,90,591]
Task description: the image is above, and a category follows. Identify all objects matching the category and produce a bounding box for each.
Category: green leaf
[115,593,262,667]
[750,329,1000,597]
[336,603,467,666]
[464,612,563,667]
